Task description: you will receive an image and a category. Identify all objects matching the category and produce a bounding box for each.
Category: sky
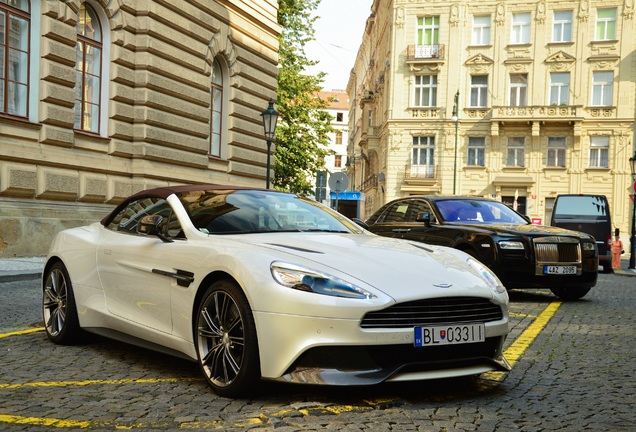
[305,0,373,91]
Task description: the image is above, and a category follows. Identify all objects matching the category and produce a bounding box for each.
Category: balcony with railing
[404,164,437,184]
[406,44,446,63]
[491,105,582,121]
[361,174,379,191]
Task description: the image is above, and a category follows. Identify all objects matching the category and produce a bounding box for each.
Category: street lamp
[629,150,636,269]
[451,90,459,195]
[261,99,279,189]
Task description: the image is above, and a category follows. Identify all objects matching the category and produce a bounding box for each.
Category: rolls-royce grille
[534,242,581,263]
[360,297,503,329]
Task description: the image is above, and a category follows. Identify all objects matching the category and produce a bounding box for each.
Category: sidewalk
[0,255,634,283]
[0,256,46,282]
[613,256,636,277]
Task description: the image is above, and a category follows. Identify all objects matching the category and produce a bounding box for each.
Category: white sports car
[43,184,511,397]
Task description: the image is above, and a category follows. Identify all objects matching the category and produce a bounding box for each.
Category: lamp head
[261,99,279,140]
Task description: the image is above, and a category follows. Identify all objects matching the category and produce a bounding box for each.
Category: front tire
[550,285,591,301]
[195,280,260,398]
[42,261,84,344]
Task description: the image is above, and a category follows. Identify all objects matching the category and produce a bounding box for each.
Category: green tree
[275,0,334,195]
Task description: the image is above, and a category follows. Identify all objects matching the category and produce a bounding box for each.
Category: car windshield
[177,189,363,235]
[436,199,528,225]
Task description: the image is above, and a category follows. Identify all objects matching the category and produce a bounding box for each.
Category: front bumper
[253,311,510,384]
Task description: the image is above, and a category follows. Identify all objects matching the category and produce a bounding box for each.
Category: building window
[591,71,613,106]
[547,137,566,167]
[472,15,491,45]
[0,0,29,117]
[467,137,485,166]
[552,10,572,42]
[509,74,527,106]
[416,16,439,45]
[334,155,342,168]
[507,137,525,167]
[595,8,617,41]
[411,136,435,176]
[74,3,102,133]
[589,136,609,168]
[414,75,437,107]
[209,58,223,157]
[335,131,342,145]
[549,72,570,105]
[336,112,343,122]
[511,13,531,44]
[470,75,488,107]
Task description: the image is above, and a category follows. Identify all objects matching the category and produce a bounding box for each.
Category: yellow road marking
[484,300,562,381]
[0,377,202,390]
[1,301,563,429]
[0,327,44,339]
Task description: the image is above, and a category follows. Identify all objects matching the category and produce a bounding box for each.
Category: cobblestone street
[1,273,634,431]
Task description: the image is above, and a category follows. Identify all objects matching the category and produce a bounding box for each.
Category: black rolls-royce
[364,196,598,300]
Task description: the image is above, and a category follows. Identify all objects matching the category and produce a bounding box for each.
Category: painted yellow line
[0,377,202,390]
[0,327,44,339]
[0,302,562,429]
[0,414,94,429]
[484,300,562,381]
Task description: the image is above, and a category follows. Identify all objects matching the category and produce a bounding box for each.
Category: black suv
[364,196,598,300]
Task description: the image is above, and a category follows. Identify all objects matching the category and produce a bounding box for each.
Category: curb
[0,272,42,283]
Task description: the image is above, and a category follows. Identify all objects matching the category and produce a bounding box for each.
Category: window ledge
[585,167,610,171]
[543,166,567,170]
[547,41,574,46]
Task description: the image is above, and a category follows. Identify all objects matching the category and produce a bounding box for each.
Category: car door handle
[392,228,411,233]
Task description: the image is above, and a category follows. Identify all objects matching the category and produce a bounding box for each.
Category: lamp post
[629,151,636,269]
[451,90,459,195]
[261,99,279,189]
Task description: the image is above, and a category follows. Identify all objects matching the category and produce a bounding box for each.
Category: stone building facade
[347,0,635,238]
[0,0,280,257]
[316,90,350,204]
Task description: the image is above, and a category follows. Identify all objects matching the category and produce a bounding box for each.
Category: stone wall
[0,0,280,257]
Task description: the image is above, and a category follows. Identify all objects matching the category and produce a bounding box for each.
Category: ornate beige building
[0,0,280,257]
[347,0,635,239]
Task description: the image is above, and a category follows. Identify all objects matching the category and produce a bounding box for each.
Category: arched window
[0,0,30,118]
[210,58,225,158]
[75,3,102,133]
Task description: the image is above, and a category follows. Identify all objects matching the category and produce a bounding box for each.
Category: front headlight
[466,257,507,294]
[582,242,596,251]
[498,240,524,250]
[271,262,377,300]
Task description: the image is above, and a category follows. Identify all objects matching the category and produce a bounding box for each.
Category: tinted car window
[375,201,410,223]
[409,200,437,223]
[552,195,609,217]
[106,198,184,239]
[436,199,528,224]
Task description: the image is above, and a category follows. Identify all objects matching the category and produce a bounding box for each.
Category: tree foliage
[275,0,334,195]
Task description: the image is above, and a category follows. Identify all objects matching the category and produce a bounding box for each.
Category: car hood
[446,222,594,239]
[232,232,497,300]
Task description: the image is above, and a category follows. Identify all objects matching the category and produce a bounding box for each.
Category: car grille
[533,237,581,263]
[360,297,503,329]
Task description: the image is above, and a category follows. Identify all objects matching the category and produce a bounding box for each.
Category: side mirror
[138,215,173,243]
[352,218,369,230]
[415,211,431,227]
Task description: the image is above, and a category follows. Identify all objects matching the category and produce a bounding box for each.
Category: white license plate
[544,265,576,275]
[414,323,485,347]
